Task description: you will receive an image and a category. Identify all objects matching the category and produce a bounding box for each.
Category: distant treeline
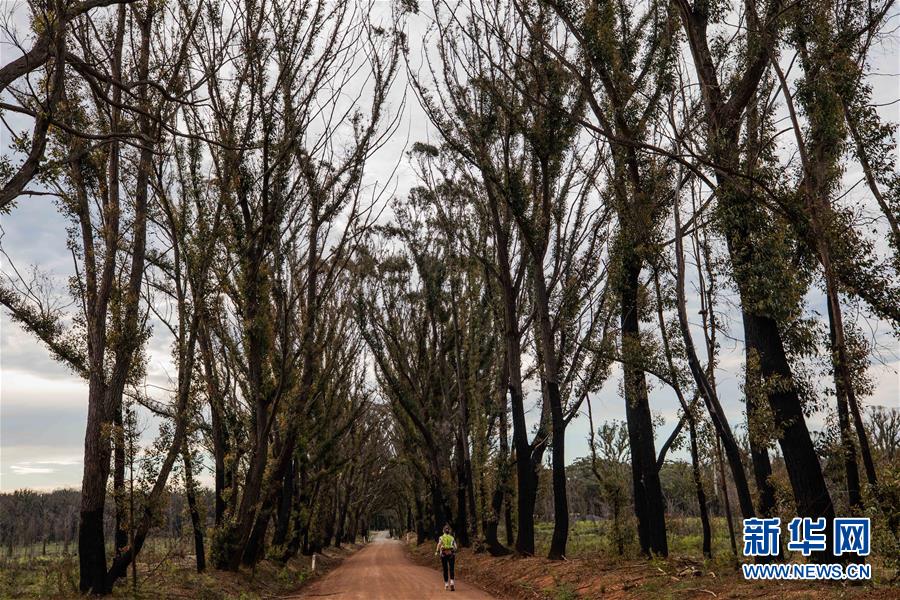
[0,489,213,558]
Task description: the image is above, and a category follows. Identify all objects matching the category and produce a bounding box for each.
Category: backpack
[440,533,455,555]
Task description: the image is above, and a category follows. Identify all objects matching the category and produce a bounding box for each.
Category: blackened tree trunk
[79,380,112,593]
[429,463,454,539]
[743,309,836,552]
[620,260,668,557]
[242,494,276,565]
[504,497,514,547]
[688,416,712,558]
[509,366,537,555]
[335,470,354,548]
[323,490,338,548]
[183,445,206,572]
[114,403,128,557]
[492,202,544,556]
[200,324,230,526]
[414,493,427,545]
[483,361,512,555]
[512,443,541,556]
[465,444,478,546]
[744,341,779,524]
[715,435,738,557]
[273,458,296,547]
[530,252,569,559]
[455,434,471,547]
[546,380,568,560]
[673,204,756,523]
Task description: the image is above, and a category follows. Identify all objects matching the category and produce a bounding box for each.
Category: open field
[0,537,362,599]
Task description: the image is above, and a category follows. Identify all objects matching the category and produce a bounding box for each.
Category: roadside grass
[408,519,899,599]
[0,536,359,599]
[530,517,739,562]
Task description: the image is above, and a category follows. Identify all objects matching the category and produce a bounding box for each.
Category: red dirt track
[290,538,496,599]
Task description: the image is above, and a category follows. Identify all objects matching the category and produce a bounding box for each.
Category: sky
[0,1,898,492]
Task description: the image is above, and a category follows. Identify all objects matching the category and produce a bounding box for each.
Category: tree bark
[673,203,756,522]
[273,458,296,548]
[620,259,667,557]
[483,360,512,555]
[183,445,206,572]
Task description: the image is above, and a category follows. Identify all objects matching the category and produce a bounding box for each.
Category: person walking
[434,524,458,591]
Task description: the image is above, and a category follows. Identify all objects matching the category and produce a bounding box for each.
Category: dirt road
[291,539,496,599]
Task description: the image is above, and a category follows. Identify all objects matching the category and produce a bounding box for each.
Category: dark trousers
[441,553,455,582]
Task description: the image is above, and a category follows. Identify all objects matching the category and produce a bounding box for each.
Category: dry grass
[406,535,900,600]
[0,541,362,599]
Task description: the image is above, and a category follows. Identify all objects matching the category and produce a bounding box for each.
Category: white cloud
[10,464,55,475]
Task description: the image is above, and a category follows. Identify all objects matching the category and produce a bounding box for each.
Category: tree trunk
[483,367,512,555]
[465,447,478,545]
[79,378,112,593]
[672,209,756,522]
[273,458,296,548]
[183,446,206,572]
[242,495,275,566]
[414,493,427,545]
[504,496,514,546]
[718,131,835,559]
[546,380,568,560]
[513,446,541,556]
[715,435,737,558]
[620,260,668,557]
[743,310,836,558]
[429,461,453,539]
[200,324,230,527]
[488,191,542,556]
[282,467,310,561]
[454,434,470,546]
[688,417,711,558]
[114,402,127,557]
[335,475,352,548]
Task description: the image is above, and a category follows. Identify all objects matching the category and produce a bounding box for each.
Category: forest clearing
[1,0,899,598]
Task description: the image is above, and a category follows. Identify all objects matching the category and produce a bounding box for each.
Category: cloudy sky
[1,2,898,492]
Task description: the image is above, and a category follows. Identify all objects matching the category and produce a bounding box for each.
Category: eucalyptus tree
[408,0,613,559]
[534,0,702,556]
[191,0,399,570]
[356,204,462,538]
[505,28,611,558]
[0,1,200,591]
[403,143,515,552]
[669,0,842,551]
[769,1,899,525]
[406,0,543,553]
